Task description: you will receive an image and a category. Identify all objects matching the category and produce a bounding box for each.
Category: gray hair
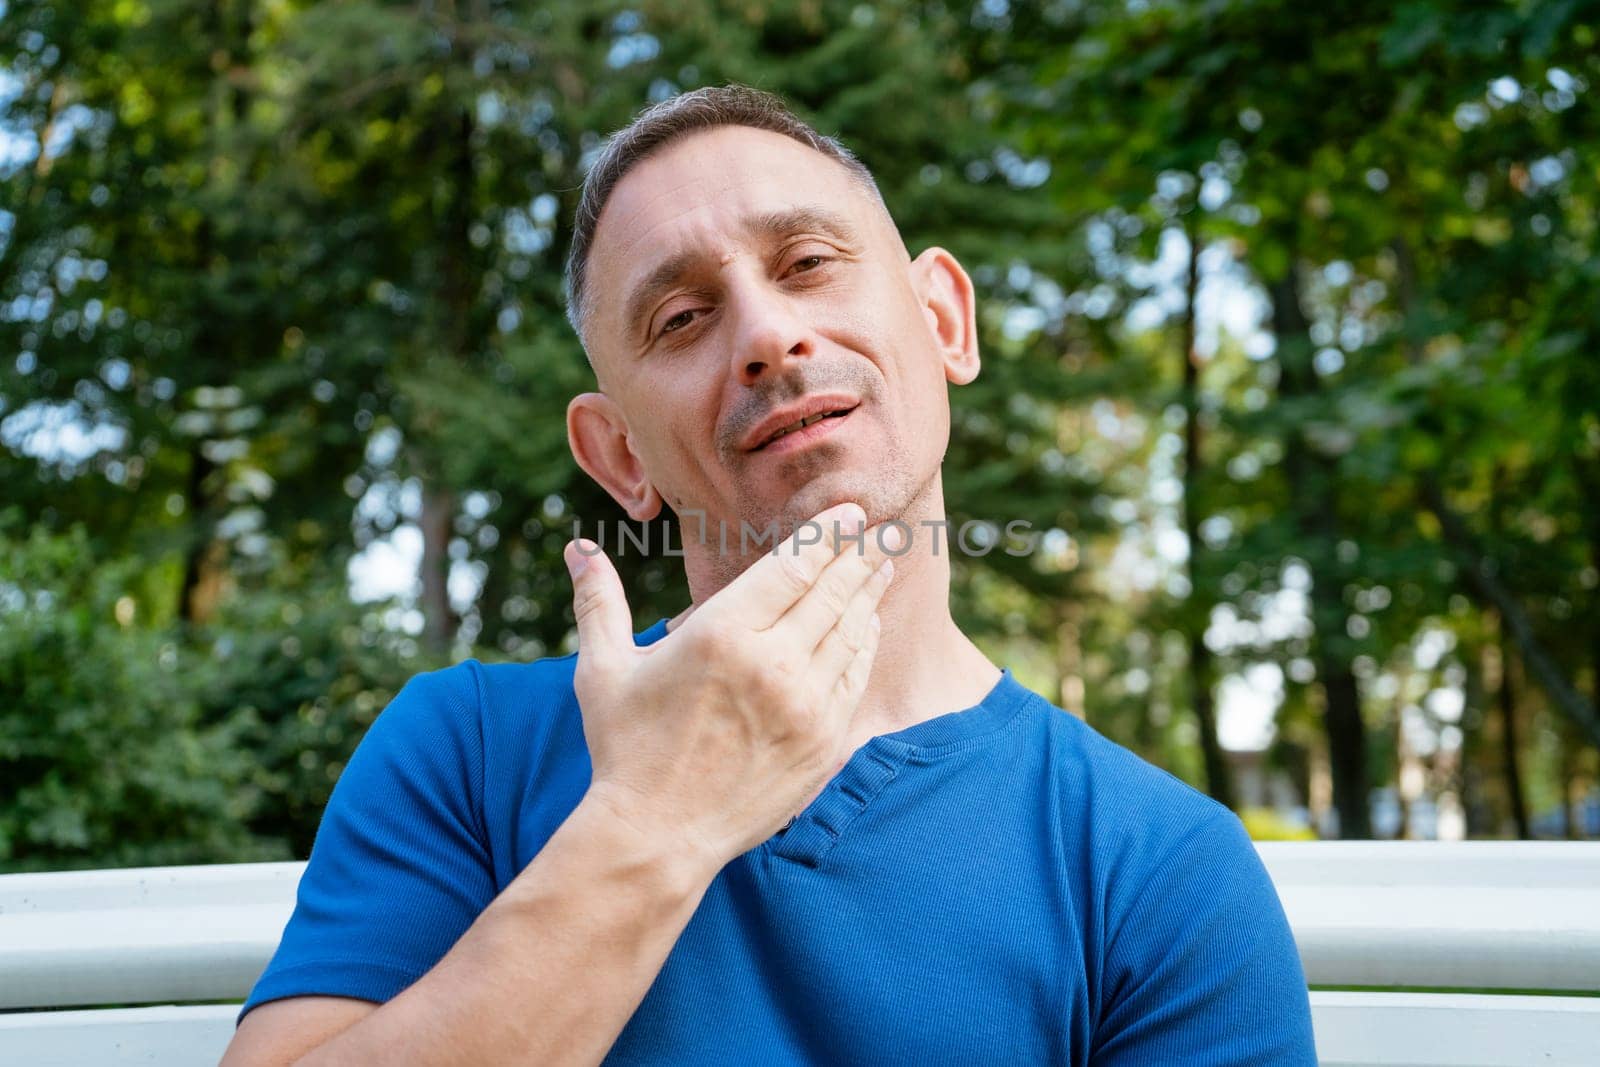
[563,84,885,351]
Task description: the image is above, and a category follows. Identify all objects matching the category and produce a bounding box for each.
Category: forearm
[295,795,717,1067]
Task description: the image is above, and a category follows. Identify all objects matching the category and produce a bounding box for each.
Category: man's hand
[565,501,897,870]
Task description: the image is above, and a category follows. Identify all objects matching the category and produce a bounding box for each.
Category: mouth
[745,398,861,454]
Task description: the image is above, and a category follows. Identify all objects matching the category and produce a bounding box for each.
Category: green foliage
[0,515,430,870]
[3,0,1598,862]
[0,517,268,870]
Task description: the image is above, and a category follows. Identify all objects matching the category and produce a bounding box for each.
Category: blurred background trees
[2,0,1597,870]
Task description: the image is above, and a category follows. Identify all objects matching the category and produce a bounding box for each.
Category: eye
[659,309,697,335]
[788,254,826,274]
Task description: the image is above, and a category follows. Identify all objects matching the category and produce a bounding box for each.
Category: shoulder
[464,618,670,759]
[1016,689,1252,917]
[336,650,594,883]
[1033,706,1280,959]
[371,650,582,748]
[1027,692,1233,842]
[471,653,589,784]
[343,651,587,829]
[468,651,580,703]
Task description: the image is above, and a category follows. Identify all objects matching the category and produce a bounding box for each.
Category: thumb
[566,539,632,663]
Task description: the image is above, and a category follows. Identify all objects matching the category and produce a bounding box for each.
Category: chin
[772,474,895,530]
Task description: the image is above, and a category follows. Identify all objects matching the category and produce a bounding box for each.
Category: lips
[742,395,861,452]
[758,408,849,447]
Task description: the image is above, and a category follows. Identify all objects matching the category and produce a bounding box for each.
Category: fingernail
[566,541,591,577]
[870,612,881,631]
[879,559,894,582]
[882,524,906,551]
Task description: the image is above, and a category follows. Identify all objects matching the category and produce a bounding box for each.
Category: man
[224,85,1316,1065]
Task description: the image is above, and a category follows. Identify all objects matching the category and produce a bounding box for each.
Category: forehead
[587,127,878,329]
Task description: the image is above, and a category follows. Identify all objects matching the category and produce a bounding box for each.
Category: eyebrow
[622,206,861,342]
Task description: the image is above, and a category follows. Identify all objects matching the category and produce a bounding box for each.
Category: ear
[567,392,664,521]
[910,247,980,386]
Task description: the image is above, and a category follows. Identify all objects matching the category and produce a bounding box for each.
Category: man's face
[574,125,976,566]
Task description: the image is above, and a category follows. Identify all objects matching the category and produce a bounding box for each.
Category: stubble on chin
[747,441,923,544]
[694,451,932,594]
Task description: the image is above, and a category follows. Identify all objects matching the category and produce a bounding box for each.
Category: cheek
[633,377,723,472]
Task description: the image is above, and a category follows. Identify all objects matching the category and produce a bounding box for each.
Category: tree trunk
[178,443,218,622]
[1484,465,1531,838]
[420,482,457,654]
[1393,238,1600,751]
[1496,616,1531,838]
[1559,734,1579,840]
[1268,259,1370,838]
[1591,477,1600,710]
[178,0,246,625]
[1178,211,1234,809]
[410,87,480,650]
[1458,639,1488,837]
[1322,667,1370,838]
[1421,480,1600,749]
[1583,454,1600,742]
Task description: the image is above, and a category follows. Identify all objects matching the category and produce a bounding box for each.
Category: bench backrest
[2,842,1597,1064]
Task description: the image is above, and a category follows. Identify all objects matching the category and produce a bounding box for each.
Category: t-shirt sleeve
[238,663,496,1024]
[1091,810,1318,1066]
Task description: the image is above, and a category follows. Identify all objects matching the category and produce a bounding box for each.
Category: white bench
[1,842,1596,1065]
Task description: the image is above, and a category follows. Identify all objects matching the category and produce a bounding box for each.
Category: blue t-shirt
[241,620,1316,1064]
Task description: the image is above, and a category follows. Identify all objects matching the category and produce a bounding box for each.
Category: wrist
[577,783,726,895]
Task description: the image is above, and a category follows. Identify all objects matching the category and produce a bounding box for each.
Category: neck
[847,555,997,747]
[674,477,1001,750]
[837,479,1001,750]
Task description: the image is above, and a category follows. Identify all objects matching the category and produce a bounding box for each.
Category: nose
[729,286,813,387]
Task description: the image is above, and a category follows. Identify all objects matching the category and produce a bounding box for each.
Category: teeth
[763,410,842,447]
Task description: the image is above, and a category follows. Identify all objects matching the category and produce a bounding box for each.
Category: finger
[566,539,633,664]
[809,558,892,683]
[779,517,902,646]
[718,501,865,629]
[774,532,878,649]
[827,609,881,729]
